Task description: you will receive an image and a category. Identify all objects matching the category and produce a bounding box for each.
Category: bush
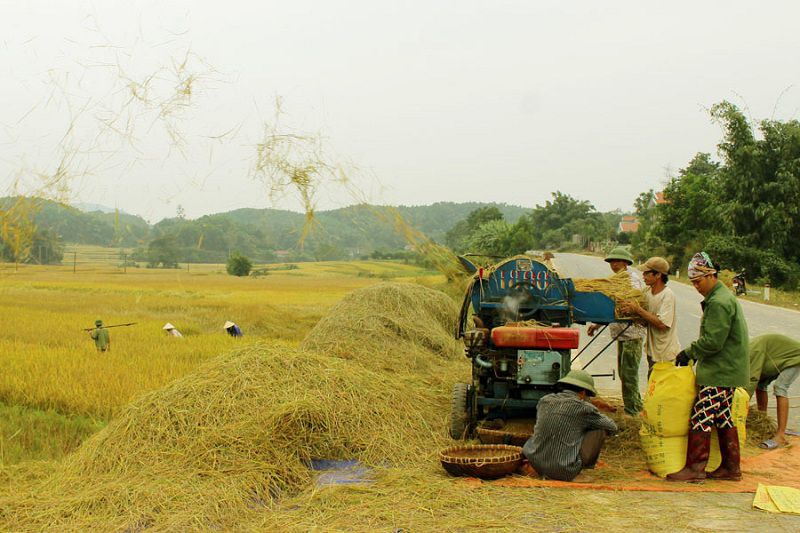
[704,235,800,289]
[226,253,252,277]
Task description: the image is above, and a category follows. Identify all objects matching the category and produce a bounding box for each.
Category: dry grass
[573,270,646,318]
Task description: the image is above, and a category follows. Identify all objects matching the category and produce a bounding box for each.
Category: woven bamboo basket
[439,444,523,479]
[476,426,530,446]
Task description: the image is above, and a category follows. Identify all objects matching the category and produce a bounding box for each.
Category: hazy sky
[3,1,800,222]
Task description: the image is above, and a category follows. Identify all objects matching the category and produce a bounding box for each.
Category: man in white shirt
[620,257,681,375]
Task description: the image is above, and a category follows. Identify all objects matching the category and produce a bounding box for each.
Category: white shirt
[643,285,681,362]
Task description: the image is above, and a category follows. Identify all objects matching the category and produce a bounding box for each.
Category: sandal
[785,429,800,437]
[759,439,790,450]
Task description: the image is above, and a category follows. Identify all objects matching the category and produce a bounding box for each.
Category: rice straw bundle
[572,270,646,318]
[746,409,778,446]
[504,319,550,328]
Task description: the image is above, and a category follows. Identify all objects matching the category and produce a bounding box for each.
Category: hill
[2,197,530,263]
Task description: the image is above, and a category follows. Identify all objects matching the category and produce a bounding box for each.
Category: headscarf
[688,251,717,280]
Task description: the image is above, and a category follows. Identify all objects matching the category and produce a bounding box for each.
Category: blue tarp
[310,459,373,486]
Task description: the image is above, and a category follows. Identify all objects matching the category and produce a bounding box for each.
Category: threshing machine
[451,254,623,439]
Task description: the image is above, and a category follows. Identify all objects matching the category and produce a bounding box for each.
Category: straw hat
[224,321,235,329]
[163,323,175,330]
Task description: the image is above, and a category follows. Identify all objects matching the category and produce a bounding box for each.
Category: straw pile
[0,283,465,531]
[301,282,463,381]
[746,409,778,446]
[572,270,646,317]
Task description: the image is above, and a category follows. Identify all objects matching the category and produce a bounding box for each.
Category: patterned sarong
[690,386,735,432]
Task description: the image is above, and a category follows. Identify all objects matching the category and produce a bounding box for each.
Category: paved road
[555,253,800,420]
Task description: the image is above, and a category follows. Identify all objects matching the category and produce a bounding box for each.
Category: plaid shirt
[523,391,617,481]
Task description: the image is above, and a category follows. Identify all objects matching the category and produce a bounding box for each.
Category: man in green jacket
[89,319,111,352]
[747,334,800,449]
[667,252,749,482]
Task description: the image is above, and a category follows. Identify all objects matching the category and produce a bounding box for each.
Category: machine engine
[451,254,619,439]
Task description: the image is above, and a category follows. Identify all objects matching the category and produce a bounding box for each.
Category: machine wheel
[449,382,474,439]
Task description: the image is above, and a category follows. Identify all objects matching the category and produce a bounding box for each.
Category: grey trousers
[580,429,607,468]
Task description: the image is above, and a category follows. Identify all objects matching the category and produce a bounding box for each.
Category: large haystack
[1,283,464,531]
[301,282,463,379]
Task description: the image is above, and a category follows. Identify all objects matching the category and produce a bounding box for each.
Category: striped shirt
[522,391,617,481]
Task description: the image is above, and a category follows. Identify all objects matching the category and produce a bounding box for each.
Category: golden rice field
[0,260,443,458]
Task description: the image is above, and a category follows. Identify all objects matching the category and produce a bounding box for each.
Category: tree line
[443,101,800,289]
[631,101,800,288]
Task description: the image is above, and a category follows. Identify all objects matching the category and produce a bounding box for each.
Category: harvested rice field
[1,261,798,532]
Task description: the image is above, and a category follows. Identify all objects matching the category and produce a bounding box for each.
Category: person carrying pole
[89,319,111,352]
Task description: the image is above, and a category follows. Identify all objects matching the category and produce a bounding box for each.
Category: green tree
[444,206,505,253]
[226,252,253,276]
[711,101,800,258]
[464,219,511,256]
[147,235,180,268]
[528,192,608,249]
[646,153,721,267]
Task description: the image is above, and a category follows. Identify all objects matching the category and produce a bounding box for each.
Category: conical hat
[163,323,175,330]
[224,321,235,329]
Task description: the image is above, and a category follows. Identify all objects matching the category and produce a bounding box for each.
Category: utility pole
[73,252,77,274]
[123,253,127,274]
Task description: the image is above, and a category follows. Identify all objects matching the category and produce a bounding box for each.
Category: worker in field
[224,321,243,337]
[89,319,111,352]
[619,257,681,376]
[587,247,646,415]
[747,334,800,450]
[521,370,618,481]
[667,252,748,482]
[163,323,183,338]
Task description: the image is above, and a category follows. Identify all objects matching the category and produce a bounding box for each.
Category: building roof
[618,217,640,233]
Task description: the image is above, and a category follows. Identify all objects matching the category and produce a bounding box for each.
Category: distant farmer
[89,319,111,352]
[619,256,681,375]
[224,321,243,337]
[587,247,646,415]
[522,370,618,481]
[163,323,183,338]
[747,334,800,450]
[667,252,748,482]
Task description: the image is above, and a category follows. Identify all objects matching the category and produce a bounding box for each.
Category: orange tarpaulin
[462,440,800,494]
